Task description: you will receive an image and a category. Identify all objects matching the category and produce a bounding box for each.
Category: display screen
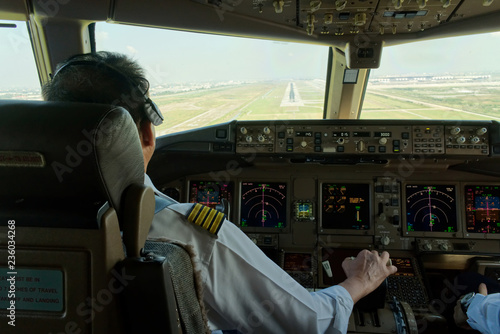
[465,185,500,234]
[240,182,287,228]
[295,202,314,220]
[321,183,370,230]
[405,184,457,232]
[189,180,232,209]
[283,253,312,272]
[391,257,416,277]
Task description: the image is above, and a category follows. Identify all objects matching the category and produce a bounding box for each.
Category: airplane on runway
[2,1,500,333]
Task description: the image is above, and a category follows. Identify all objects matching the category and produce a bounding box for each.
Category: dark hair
[42,51,149,124]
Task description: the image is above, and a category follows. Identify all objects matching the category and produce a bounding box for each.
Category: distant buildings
[370,74,492,84]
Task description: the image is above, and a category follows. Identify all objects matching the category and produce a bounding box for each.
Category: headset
[52,60,164,126]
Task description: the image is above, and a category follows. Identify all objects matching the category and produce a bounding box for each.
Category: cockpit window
[361,32,500,121]
[0,21,41,100]
[95,23,329,136]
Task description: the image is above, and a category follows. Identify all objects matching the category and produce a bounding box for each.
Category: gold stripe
[187,203,202,222]
[195,206,210,226]
[209,212,225,234]
[202,209,217,229]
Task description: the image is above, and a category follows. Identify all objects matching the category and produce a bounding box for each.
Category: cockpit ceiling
[185,0,500,45]
[3,1,500,46]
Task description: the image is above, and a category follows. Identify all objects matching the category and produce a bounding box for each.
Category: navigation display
[465,185,500,234]
[240,182,287,228]
[405,184,457,233]
[321,183,370,230]
[189,180,232,209]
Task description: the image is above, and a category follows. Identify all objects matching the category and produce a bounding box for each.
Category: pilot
[43,51,397,334]
[454,283,500,334]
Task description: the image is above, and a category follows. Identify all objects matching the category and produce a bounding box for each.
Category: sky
[94,23,330,86]
[3,20,500,89]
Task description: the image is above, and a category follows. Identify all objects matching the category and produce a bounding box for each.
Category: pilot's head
[42,51,163,171]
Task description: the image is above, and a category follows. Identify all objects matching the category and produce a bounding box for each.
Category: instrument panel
[321,183,370,231]
[156,119,500,333]
[185,177,500,243]
[156,119,500,258]
[404,184,458,234]
[240,182,287,229]
[235,122,491,156]
[465,185,500,234]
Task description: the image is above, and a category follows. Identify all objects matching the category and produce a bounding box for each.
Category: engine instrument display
[240,182,287,228]
[405,184,457,233]
[189,180,232,209]
[465,185,500,234]
[295,201,314,220]
[321,183,370,230]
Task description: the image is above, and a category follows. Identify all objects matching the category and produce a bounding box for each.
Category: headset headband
[52,59,164,126]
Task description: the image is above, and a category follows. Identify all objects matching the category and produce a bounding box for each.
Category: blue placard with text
[0,268,64,312]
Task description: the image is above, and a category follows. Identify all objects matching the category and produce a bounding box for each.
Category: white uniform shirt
[467,293,500,334]
[146,175,353,334]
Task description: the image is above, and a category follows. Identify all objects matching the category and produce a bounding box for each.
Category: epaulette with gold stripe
[186,203,225,236]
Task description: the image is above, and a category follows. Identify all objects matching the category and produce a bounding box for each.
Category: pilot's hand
[454,299,472,330]
[453,283,488,330]
[478,282,488,296]
[339,250,397,303]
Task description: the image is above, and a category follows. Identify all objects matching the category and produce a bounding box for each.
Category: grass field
[362,81,500,121]
[155,80,325,135]
[154,79,500,136]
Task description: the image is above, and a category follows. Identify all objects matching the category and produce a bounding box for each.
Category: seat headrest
[0,100,144,228]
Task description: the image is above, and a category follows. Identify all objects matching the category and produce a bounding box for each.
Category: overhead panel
[196,0,500,37]
[451,0,500,21]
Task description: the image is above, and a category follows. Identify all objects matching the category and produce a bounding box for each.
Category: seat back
[143,241,209,333]
[0,100,152,333]
[116,232,210,334]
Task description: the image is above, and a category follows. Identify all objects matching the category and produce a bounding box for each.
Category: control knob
[263,127,271,135]
[379,137,388,145]
[450,127,461,135]
[301,141,308,148]
[476,127,488,136]
[471,136,480,144]
[246,136,253,143]
[439,243,450,251]
[381,235,391,246]
[335,0,347,11]
[422,242,432,251]
[240,127,248,135]
[456,136,466,144]
[257,134,265,143]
